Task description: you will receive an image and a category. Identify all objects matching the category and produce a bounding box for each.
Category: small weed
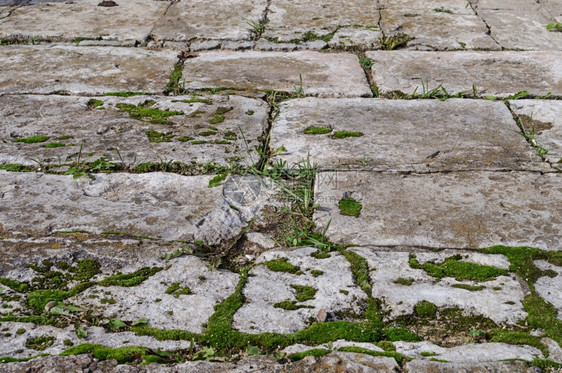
[165,62,185,95]
[546,22,562,32]
[293,74,304,97]
[380,33,412,50]
[359,57,374,69]
[243,17,267,39]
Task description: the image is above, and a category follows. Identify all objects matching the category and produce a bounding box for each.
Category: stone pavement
[0,0,561,372]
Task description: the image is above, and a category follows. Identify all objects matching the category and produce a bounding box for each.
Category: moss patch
[342,250,371,294]
[145,130,174,143]
[61,344,153,364]
[273,300,313,310]
[409,254,508,282]
[451,284,485,291]
[337,346,407,364]
[104,92,147,97]
[288,348,330,361]
[290,284,317,302]
[14,135,50,144]
[310,270,324,277]
[99,267,162,287]
[304,126,332,135]
[332,131,364,139]
[414,301,437,317]
[25,336,55,351]
[116,100,183,124]
[393,278,414,286]
[338,197,362,217]
[0,164,34,172]
[44,142,65,148]
[87,98,104,108]
[264,258,302,274]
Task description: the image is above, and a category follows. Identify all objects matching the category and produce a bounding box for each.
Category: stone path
[0,0,561,372]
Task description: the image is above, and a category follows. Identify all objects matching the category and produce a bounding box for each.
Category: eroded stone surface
[534,260,562,319]
[0,94,267,166]
[70,255,239,333]
[0,0,169,42]
[352,247,526,324]
[0,45,177,94]
[0,171,276,243]
[282,340,384,355]
[233,247,367,334]
[367,51,562,97]
[314,171,562,250]
[152,0,266,41]
[270,98,542,172]
[509,100,562,164]
[404,359,537,373]
[181,51,372,97]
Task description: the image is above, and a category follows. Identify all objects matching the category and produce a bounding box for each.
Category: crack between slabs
[376,0,386,38]
[145,0,177,44]
[313,168,554,175]
[468,0,502,49]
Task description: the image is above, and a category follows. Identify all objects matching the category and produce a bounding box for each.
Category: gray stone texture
[270,98,542,172]
[0,45,177,94]
[0,94,267,166]
[534,260,562,319]
[404,359,537,373]
[314,171,562,250]
[366,51,562,97]
[0,0,169,42]
[181,51,372,97]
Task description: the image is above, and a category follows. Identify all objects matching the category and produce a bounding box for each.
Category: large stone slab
[380,0,499,50]
[474,0,562,50]
[509,100,562,164]
[0,171,275,243]
[0,94,267,166]
[352,247,526,324]
[233,247,367,334]
[263,0,380,44]
[181,51,372,97]
[366,51,562,97]
[270,98,542,172]
[534,260,562,319]
[313,171,562,250]
[152,0,266,41]
[0,45,177,94]
[0,0,169,42]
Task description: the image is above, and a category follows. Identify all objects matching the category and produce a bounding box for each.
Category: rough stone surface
[367,51,562,97]
[404,359,536,373]
[0,171,276,243]
[181,51,372,97]
[0,94,267,166]
[71,255,239,333]
[0,0,169,42]
[509,99,562,164]
[233,247,367,334]
[534,260,562,319]
[282,340,384,355]
[314,171,562,250]
[0,45,177,94]
[352,247,526,324]
[328,27,383,50]
[152,0,267,41]
[542,337,562,363]
[270,98,542,172]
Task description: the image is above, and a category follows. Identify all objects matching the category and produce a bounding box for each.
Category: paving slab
[70,255,239,333]
[263,0,380,45]
[0,94,267,166]
[351,247,526,324]
[366,51,562,97]
[327,26,383,50]
[233,247,367,334]
[152,0,266,41]
[474,0,562,50]
[379,0,499,50]
[0,45,177,95]
[270,98,542,172]
[404,358,537,372]
[0,171,276,243]
[533,260,562,319]
[0,0,169,42]
[313,171,562,250]
[181,51,372,97]
[509,100,562,164]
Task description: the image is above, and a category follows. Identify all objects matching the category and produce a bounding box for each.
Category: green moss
[451,284,485,291]
[171,97,213,105]
[530,358,562,371]
[393,277,414,286]
[165,282,180,294]
[310,270,324,277]
[359,58,374,70]
[294,321,382,345]
[177,136,195,142]
[273,300,313,310]
[44,142,65,148]
[0,164,34,172]
[377,340,396,351]
[246,110,254,115]
[165,282,191,296]
[339,289,349,295]
[420,351,437,356]
[301,30,335,43]
[116,101,183,124]
[16,328,26,335]
[288,348,330,361]
[0,315,59,325]
[414,301,437,317]
[199,130,216,137]
[87,98,104,108]
[303,126,332,135]
[192,140,207,145]
[61,344,150,364]
[290,285,317,302]
[337,346,407,364]
[25,336,55,351]
[99,267,162,287]
[131,326,197,341]
[338,197,362,217]
[409,254,508,282]
[104,91,147,97]
[27,282,94,311]
[0,278,29,292]
[491,330,548,356]
[311,251,331,259]
[14,135,50,144]
[342,250,371,294]
[145,130,174,143]
[74,259,101,281]
[164,62,184,95]
[264,258,302,274]
[0,354,49,363]
[224,131,237,140]
[380,33,412,50]
[210,114,225,124]
[332,131,364,139]
[430,358,449,362]
[383,327,420,342]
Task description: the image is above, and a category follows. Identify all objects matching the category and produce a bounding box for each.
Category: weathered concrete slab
[0,94,267,166]
[474,0,562,50]
[314,171,562,250]
[352,247,525,324]
[366,51,562,97]
[404,356,538,372]
[0,171,276,244]
[0,0,169,42]
[181,51,372,97]
[0,45,177,94]
[152,0,266,41]
[327,26,383,50]
[534,260,562,319]
[233,247,367,334]
[263,0,380,44]
[270,98,542,172]
[71,255,239,333]
[509,100,562,164]
[380,0,499,50]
